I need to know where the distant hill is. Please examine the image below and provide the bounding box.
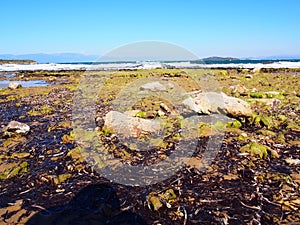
[0,53,98,63]
[201,56,240,61]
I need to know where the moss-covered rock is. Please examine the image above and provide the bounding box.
[253,115,274,129]
[286,122,300,132]
[0,161,28,180]
[257,129,276,137]
[276,133,286,144]
[250,92,267,98]
[226,120,242,129]
[240,142,269,159]
[53,173,72,185]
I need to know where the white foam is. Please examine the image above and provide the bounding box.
[1,61,300,72]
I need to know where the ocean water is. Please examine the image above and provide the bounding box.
[63,59,300,65]
[1,59,300,72]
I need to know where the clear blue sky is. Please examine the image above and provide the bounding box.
[1,0,300,58]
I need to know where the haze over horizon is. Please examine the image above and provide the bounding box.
[1,0,300,59]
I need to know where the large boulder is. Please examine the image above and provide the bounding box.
[104,111,162,137]
[182,92,252,118]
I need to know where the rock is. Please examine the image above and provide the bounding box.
[245,74,253,79]
[251,88,258,93]
[229,84,249,95]
[265,91,280,96]
[182,92,252,117]
[250,92,266,98]
[167,82,174,89]
[157,110,165,117]
[227,120,242,129]
[8,82,22,89]
[104,111,162,137]
[240,142,269,159]
[159,103,171,113]
[5,121,30,136]
[0,161,28,180]
[249,98,281,107]
[124,110,141,117]
[140,82,166,92]
[253,67,261,73]
[182,96,211,114]
[284,158,300,166]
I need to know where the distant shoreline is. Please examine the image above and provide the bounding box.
[0,59,37,65]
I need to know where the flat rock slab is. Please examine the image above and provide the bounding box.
[104,111,162,137]
[140,82,167,92]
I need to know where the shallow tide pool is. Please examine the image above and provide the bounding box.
[0,80,50,89]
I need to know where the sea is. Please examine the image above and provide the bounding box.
[1,59,300,72]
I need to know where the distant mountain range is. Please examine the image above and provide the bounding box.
[0,53,299,63]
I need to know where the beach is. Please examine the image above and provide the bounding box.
[0,68,299,224]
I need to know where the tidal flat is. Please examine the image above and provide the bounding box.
[0,68,299,224]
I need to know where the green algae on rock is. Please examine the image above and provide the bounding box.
[240,142,269,159]
[0,161,28,180]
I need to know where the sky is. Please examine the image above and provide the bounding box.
[1,0,300,58]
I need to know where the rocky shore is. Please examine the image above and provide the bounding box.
[0,59,37,65]
[0,69,299,224]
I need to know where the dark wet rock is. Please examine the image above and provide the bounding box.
[8,82,22,89]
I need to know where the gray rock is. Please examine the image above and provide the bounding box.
[5,121,30,135]
[253,67,261,73]
[222,94,252,117]
[159,103,171,113]
[182,96,210,114]
[182,92,252,117]
[229,84,248,95]
[124,110,141,117]
[8,82,22,89]
[104,111,162,137]
[140,82,166,92]
[265,91,280,96]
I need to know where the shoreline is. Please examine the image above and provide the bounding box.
[1,61,300,72]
